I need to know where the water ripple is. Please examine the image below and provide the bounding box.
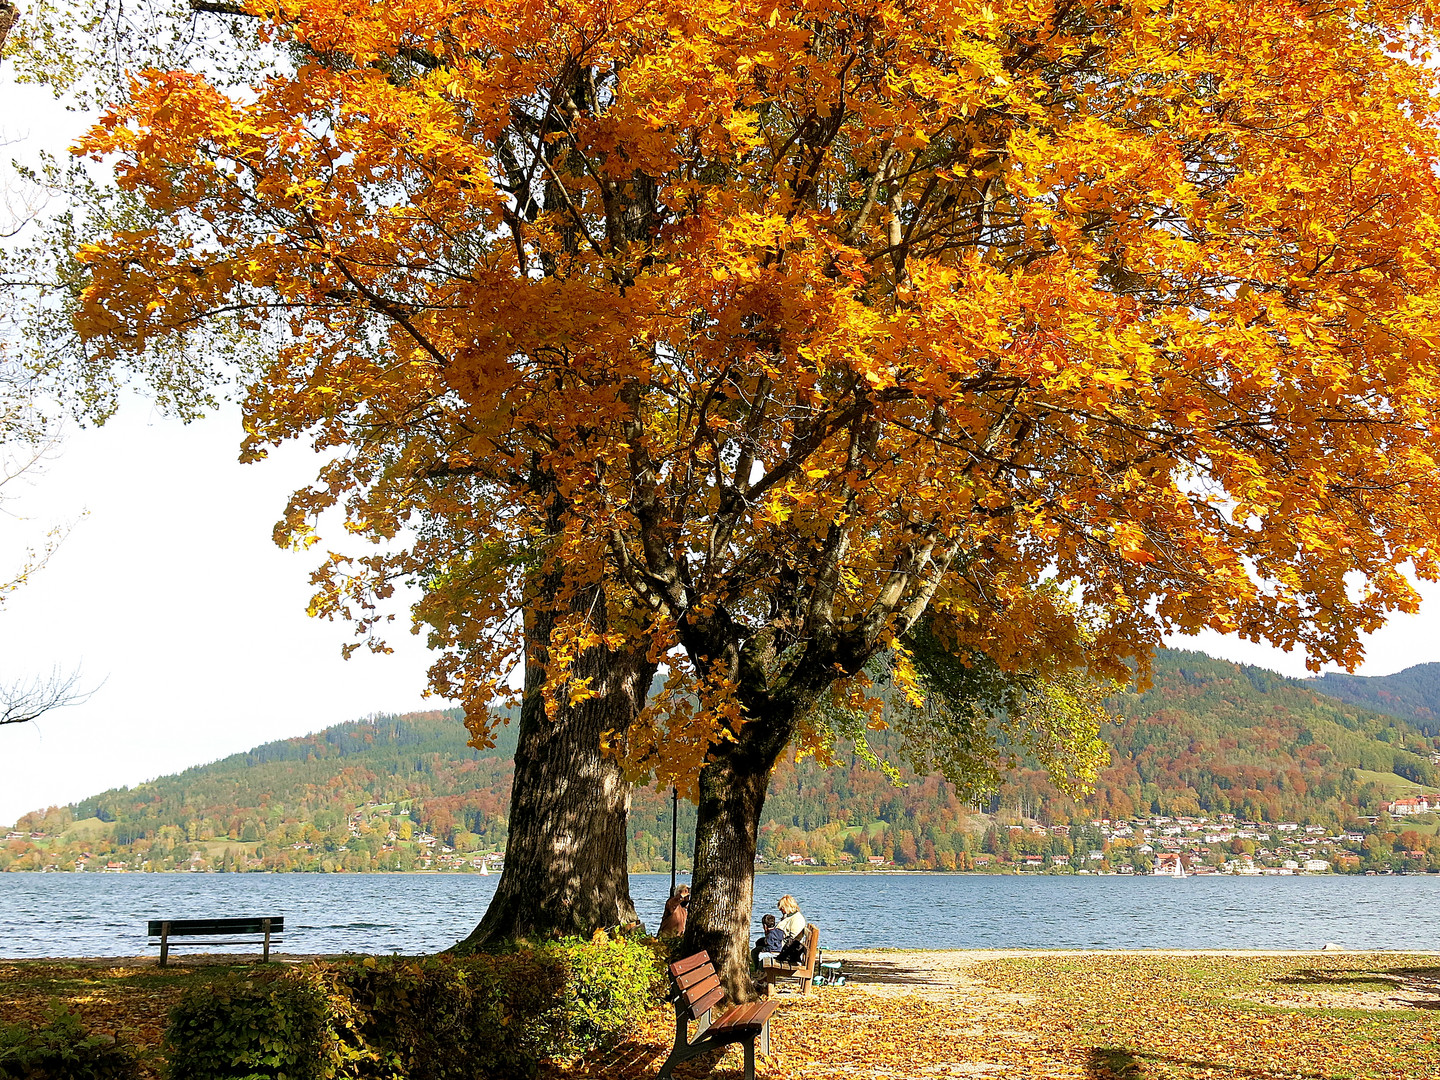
[1,873,1437,957]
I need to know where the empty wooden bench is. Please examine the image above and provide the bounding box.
[760,922,819,996]
[658,950,778,1080]
[147,917,283,966]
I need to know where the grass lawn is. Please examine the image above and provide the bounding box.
[1351,770,1432,799]
[4,951,1439,1078]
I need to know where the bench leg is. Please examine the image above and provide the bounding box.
[743,1037,756,1080]
[760,1018,770,1057]
[262,919,271,963]
[159,922,170,968]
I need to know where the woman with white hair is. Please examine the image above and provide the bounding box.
[774,894,807,965]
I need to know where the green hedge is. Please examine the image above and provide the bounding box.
[0,1003,141,1080]
[161,933,665,1080]
[335,951,562,1080]
[164,972,336,1080]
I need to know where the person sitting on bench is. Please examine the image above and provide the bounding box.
[774,894,808,965]
[752,913,785,968]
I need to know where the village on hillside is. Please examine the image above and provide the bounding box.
[9,798,1440,876]
[1,801,507,875]
[757,802,1440,876]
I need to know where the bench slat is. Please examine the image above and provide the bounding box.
[679,971,721,1009]
[674,962,717,991]
[688,983,726,1019]
[147,938,286,947]
[712,999,778,1032]
[147,918,283,936]
[669,951,711,978]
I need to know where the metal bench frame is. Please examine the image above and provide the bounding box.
[147,917,284,966]
[658,950,777,1080]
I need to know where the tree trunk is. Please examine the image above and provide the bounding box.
[459,594,656,948]
[683,717,793,1002]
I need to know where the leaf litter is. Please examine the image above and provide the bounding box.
[4,951,1440,1079]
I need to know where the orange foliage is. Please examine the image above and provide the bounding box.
[71,0,1440,783]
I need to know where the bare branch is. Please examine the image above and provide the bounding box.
[0,666,97,726]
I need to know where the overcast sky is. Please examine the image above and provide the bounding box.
[3,73,1438,828]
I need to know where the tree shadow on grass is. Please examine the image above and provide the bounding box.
[1270,969,1404,989]
[832,958,948,989]
[1380,965,1440,992]
[1269,965,1440,1008]
[546,1039,756,1080]
[1087,1047,1145,1079]
[1086,1045,1335,1080]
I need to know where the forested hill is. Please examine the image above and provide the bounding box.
[5,650,1440,873]
[1308,664,1440,733]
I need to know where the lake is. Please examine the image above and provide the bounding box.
[1,872,1437,959]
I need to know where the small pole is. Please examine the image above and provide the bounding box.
[670,786,679,897]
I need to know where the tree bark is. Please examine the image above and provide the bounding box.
[459,594,656,948]
[682,712,795,1002]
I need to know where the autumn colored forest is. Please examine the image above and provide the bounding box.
[7,651,1440,877]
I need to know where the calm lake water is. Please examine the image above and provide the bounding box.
[1,872,1437,959]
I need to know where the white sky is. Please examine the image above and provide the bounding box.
[2,67,1438,829]
[0,405,442,825]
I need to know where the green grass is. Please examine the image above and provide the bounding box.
[58,817,116,841]
[837,821,889,839]
[1353,769,1432,796]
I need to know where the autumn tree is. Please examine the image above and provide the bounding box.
[71,0,1440,993]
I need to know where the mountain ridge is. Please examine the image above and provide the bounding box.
[1307,663,1440,732]
[5,649,1440,875]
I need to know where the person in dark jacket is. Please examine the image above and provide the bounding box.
[751,913,785,968]
[658,884,690,938]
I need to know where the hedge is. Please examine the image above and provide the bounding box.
[164,971,336,1080]
[0,1003,141,1080]
[161,932,665,1080]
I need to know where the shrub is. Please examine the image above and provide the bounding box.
[156,936,665,1080]
[536,932,667,1056]
[334,951,564,1080]
[0,1002,141,1080]
[163,971,335,1080]
[333,932,665,1078]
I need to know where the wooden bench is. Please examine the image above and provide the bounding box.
[658,951,778,1080]
[760,922,819,996]
[147,917,283,966]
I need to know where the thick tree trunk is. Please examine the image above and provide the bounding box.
[459,596,656,948]
[683,718,793,1002]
